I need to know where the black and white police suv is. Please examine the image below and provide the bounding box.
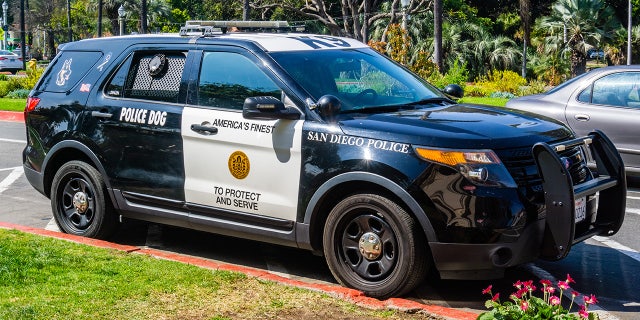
[23,21,626,299]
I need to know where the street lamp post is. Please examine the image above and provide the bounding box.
[118,5,125,36]
[628,0,632,65]
[2,0,7,51]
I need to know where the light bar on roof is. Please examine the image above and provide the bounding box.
[184,20,291,28]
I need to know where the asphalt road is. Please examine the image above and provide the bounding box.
[1,119,639,319]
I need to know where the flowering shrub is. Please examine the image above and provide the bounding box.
[478,274,599,320]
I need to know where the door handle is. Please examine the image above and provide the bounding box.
[190,124,218,135]
[573,114,590,121]
[91,111,113,118]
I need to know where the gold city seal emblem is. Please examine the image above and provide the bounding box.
[228,151,250,179]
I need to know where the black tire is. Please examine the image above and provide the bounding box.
[323,194,429,299]
[50,160,118,239]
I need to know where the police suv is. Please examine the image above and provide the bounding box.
[23,21,626,299]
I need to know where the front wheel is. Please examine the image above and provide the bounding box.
[323,194,429,299]
[50,160,118,239]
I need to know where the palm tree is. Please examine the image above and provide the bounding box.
[535,0,620,77]
[440,21,520,80]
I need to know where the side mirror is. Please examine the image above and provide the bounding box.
[442,84,464,99]
[243,96,301,120]
[316,95,341,122]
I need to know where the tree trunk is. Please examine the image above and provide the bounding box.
[434,0,443,71]
[571,49,587,77]
[519,0,530,78]
[141,0,148,33]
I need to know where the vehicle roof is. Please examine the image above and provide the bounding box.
[59,32,368,53]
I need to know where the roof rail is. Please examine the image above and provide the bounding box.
[179,20,305,36]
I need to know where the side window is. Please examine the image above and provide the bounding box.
[197,52,281,109]
[37,51,103,93]
[105,51,187,103]
[577,86,591,103]
[591,72,640,108]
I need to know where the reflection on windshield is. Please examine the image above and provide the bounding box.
[269,48,443,112]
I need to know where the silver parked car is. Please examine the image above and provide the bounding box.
[0,50,23,74]
[506,65,640,176]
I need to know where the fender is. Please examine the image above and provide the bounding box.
[303,171,437,242]
[42,140,119,207]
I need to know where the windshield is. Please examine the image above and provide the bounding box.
[269,48,443,112]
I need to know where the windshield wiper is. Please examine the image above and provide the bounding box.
[340,97,456,114]
[405,96,456,106]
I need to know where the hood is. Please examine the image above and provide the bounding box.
[338,103,572,150]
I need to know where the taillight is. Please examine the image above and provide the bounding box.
[25,97,40,113]
[0,57,6,60]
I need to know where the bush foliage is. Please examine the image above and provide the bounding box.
[0,59,44,99]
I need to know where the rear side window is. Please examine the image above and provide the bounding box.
[37,51,103,93]
[105,51,187,103]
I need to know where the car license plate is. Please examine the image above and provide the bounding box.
[9,59,15,62]
[575,197,586,223]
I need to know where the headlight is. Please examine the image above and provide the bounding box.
[414,147,517,188]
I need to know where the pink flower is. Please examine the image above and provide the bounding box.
[549,295,561,305]
[545,286,556,294]
[513,288,528,299]
[492,293,500,301]
[521,300,529,311]
[579,305,589,318]
[513,280,522,289]
[584,294,598,305]
[558,280,570,290]
[523,280,535,291]
[482,285,492,295]
[572,291,580,297]
[540,279,552,286]
[566,274,576,284]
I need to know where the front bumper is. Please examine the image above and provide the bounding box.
[533,130,626,260]
[429,130,626,279]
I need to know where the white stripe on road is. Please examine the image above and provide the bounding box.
[627,196,640,200]
[0,137,27,144]
[593,236,640,263]
[0,167,23,194]
[627,207,640,215]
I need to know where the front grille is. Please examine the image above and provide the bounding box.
[497,143,591,197]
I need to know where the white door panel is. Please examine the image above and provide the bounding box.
[182,107,303,221]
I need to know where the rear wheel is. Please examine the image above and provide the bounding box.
[50,161,118,239]
[323,194,428,299]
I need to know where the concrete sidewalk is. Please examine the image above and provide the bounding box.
[0,221,478,320]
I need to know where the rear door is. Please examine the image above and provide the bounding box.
[87,47,193,203]
[567,71,640,172]
[181,48,304,226]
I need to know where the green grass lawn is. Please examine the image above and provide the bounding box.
[0,229,435,320]
[0,98,26,112]
[459,96,510,107]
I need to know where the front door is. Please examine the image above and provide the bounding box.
[182,50,303,223]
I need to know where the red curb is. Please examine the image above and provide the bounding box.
[0,221,478,320]
[0,111,24,122]
[0,222,140,253]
